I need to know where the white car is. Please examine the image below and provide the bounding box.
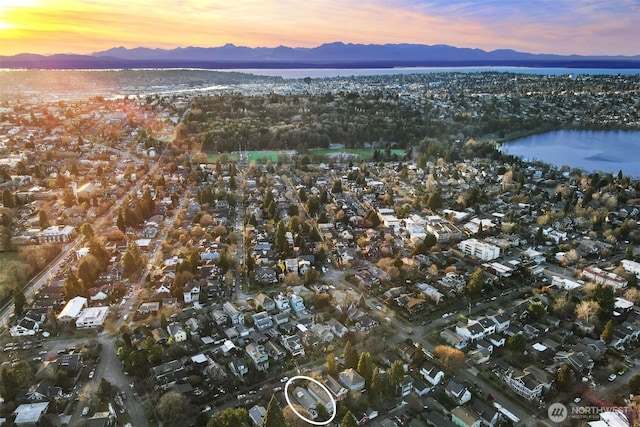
[608,374,617,382]
[280,376,289,383]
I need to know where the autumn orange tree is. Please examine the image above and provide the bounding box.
[433,345,466,370]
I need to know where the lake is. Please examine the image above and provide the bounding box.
[500,130,640,177]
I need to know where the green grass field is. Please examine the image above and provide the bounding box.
[308,148,405,161]
[203,148,405,163]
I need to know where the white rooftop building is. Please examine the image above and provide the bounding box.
[76,306,109,328]
[57,296,87,323]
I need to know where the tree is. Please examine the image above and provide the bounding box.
[341,411,358,427]
[507,333,526,355]
[575,300,600,324]
[79,222,94,240]
[38,210,49,229]
[116,210,126,233]
[122,238,145,277]
[2,189,15,208]
[413,343,425,366]
[465,268,485,297]
[433,345,466,370]
[357,352,374,387]
[426,190,442,209]
[555,364,573,392]
[207,407,248,427]
[262,395,286,427]
[369,367,382,401]
[156,390,187,420]
[601,319,614,344]
[590,284,614,322]
[63,268,83,299]
[528,301,547,322]
[388,360,405,393]
[12,283,26,317]
[344,341,359,370]
[326,352,338,377]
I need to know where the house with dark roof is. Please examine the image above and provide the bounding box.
[444,380,471,405]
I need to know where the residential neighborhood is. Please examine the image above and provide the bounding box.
[0,70,639,427]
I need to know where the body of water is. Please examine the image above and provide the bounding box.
[219,66,640,79]
[500,130,640,177]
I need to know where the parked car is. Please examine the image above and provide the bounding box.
[608,374,617,382]
[82,407,89,416]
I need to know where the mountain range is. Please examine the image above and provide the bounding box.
[2,42,639,69]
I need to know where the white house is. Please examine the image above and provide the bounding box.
[75,306,109,328]
[420,361,445,386]
[622,259,640,278]
[57,296,87,323]
[10,317,40,337]
[223,301,244,325]
[167,322,187,342]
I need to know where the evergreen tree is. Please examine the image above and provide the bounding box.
[12,283,26,317]
[262,395,286,427]
[388,360,404,394]
[2,189,15,208]
[465,267,485,297]
[601,319,614,344]
[38,209,49,229]
[116,210,126,233]
[344,341,359,370]
[122,238,145,277]
[63,268,83,299]
[357,352,374,387]
[326,352,338,377]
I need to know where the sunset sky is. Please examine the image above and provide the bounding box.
[0,0,638,57]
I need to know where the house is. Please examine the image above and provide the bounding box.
[327,318,348,338]
[308,381,335,414]
[325,375,349,401]
[211,309,228,326]
[413,378,431,396]
[553,351,594,373]
[150,360,188,391]
[310,323,335,342]
[502,369,545,401]
[255,293,275,311]
[251,311,273,331]
[151,328,169,345]
[355,409,379,426]
[398,375,414,397]
[12,402,50,427]
[456,321,486,342]
[138,301,160,315]
[440,329,468,349]
[183,282,200,304]
[444,380,472,405]
[289,294,306,313]
[228,358,249,379]
[420,361,445,386]
[274,294,290,311]
[246,343,269,371]
[470,399,500,427]
[167,322,187,342]
[292,387,318,420]
[427,411,456,427]
[281,334,305,357]
[223,301,244,325]
[339,368,366,392]
[10,317,40,337]
[582,266,628,288]
[58,354,83,374]
[264,341,286,361]
[248,405,267,426]
[256,267,278,285]
[451,406,481,427]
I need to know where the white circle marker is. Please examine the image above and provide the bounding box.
[284,375,337,426]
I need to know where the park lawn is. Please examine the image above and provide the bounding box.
[308,148,405,161]
[205,153,240,163]
[0,252,24,303]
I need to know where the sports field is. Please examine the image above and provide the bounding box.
[204,148,405,163]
